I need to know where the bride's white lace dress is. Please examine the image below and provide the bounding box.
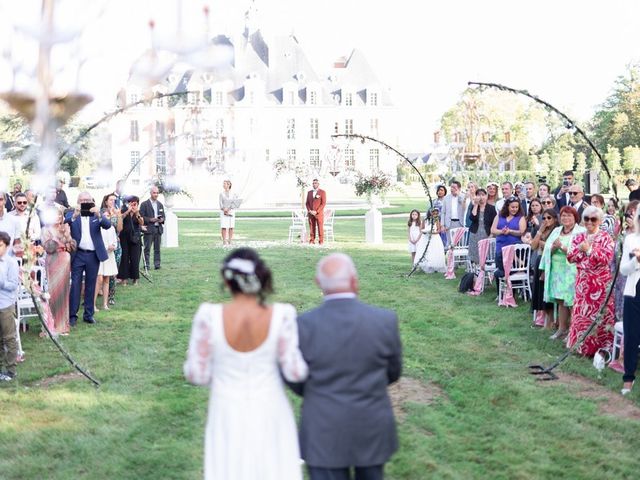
[184,302,308,480]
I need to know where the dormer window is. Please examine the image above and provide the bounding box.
[188,91,200,105]
[344,93,353,106]
[369,92,378,106]
[129,92,139,104]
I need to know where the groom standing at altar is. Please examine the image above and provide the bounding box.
[306,178,326,245]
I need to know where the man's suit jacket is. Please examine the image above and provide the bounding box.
[289,297,402,468]
[441,193,466,229]
[140,199,165,234]
[306,189,326,218]
[64,212,112,262]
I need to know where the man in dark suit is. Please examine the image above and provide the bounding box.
[306,178,326,245]
[289,253,402,480]
[521,181,538,216]
[140,186,165,270]
[566,184,589,219]
[64,191,112,325]
[554,170,575,210]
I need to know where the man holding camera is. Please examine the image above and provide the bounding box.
[554,170,575,209]
[140,186,165,270]
[64,192,112,325]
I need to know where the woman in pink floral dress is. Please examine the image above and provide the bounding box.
[42,210,76,334]
[566,206,615,356]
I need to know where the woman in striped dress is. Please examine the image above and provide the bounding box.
[42,210,76,335]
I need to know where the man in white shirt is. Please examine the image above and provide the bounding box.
[9,192,41,243]
[495,181,514,212]
[441,180,466,236]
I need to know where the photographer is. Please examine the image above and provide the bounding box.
[64,192,112,325]
[140,186,165,270]
[554,170,575,210]
[117,196,145,286]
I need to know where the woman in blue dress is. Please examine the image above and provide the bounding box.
[490,196,526,279]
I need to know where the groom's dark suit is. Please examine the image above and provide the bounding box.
[65,211,111,324]
[290,295,402,480]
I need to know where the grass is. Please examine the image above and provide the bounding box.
[0,214,637,479]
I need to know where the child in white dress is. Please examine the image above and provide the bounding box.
[407,209,423,263]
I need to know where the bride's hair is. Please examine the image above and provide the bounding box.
[221,248,273,303]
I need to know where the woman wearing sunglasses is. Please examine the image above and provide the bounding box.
[565,206,615,356]
[539,206,585,340]
[530,209,559,328]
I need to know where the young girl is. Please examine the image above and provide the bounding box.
[408,209,423,263]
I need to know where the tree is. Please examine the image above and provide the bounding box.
[0,112,93,175]
[575,152,587,181]
[622,145,640,173]
[591,62,640,155]
[604,145,622,176]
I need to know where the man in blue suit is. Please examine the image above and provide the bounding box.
[64,191,112,325]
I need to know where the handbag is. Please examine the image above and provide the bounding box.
[129,216,140,244]
[458,272,476,293]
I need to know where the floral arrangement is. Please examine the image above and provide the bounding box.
[148,175,192,199]
[354,171,392,201]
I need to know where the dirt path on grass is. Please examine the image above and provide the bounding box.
[388,377,445,422]
[36,372,84,388]
[541,372,640,420]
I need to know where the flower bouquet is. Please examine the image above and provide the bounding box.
[354,171,392,205]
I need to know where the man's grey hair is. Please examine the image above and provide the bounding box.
[316,253,358,292]
[582,205,603,222]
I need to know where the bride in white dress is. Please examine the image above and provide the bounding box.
[184,248,308,480]
[414,207,446,273]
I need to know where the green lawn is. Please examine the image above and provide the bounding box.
[0,215,637,479]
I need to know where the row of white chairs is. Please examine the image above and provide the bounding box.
[448,227,532,301]
[288,209,335,243]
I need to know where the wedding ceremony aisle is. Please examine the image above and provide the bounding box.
[1,214,637,479]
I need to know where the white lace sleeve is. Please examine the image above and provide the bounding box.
[183,304,215,386]
[277,304,309,383]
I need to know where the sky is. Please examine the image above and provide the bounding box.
[1,0,639,150]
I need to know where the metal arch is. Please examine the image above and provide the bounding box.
[467,81,623,381]
[331,133,435,277]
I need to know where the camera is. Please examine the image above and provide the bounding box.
[562,180,569,187]
[80,202,95,216]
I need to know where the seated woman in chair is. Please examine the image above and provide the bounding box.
[490,197,526,279]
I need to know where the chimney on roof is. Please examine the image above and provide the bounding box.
[333,56,347,68]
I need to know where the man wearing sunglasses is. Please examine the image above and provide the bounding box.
[9,192,41,243]
[566,185,589,219]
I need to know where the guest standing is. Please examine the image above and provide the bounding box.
[440,180,466,240]
[620,211,640,395]
[525,198,543,237]
[468,188,496,266]
[65,192,112,325]
[184,248,308,479]
[42,210,76,335]
[117,196,144,286]
[407,209,423,264]
[140,186,165,269]
[94,222,118,312]
[0,231,21,382]
[566,206,615,356]
[530,209,559,329]
[306,178,326,245]
[101,193,123,306]
[219,180,240,246]
[539,206,585,340]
